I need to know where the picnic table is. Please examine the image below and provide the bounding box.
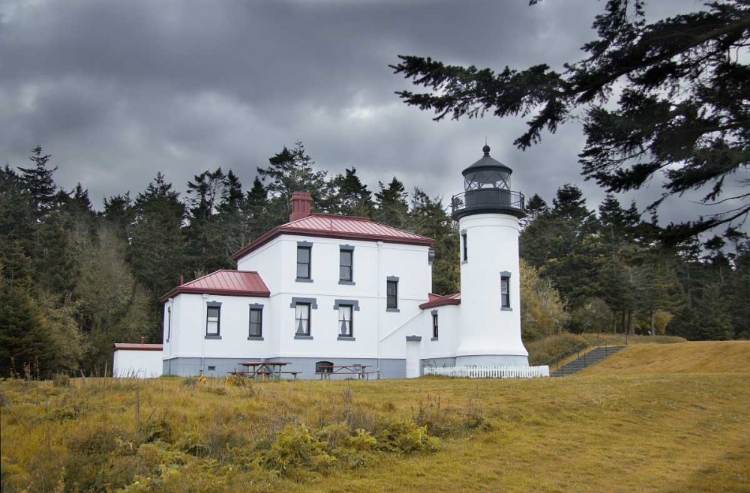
[316,364,374,380]
[232,361,301,380]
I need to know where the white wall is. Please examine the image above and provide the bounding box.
[172,234,432,370]
[166,293,272,361]
[113,350,163,378]
[456,213,528,363]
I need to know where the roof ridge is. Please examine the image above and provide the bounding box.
[308,213,372,222]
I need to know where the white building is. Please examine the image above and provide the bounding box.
[112,342,164,378]
[134,145,533,379]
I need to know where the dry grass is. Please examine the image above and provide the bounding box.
[582,341,750,375]
[526,333,685,366]
[1,342,749,492]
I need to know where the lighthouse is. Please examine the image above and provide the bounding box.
[451,145,529,367]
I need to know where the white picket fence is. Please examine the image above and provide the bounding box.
[424,365,550,379]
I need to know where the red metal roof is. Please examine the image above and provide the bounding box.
[160,270,270,302]
[113,343,163,352]
[420,292,461,309]
[232,214,435,260]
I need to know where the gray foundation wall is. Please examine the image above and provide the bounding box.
[163,357,407,379]
[421,357,457,375]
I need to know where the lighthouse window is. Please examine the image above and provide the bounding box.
[432,311,439,339]
[462,232,468,261]
[386,279,399,310]
[501,275,510,309]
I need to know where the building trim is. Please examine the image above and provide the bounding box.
[333,299,360,311]
[290,297,318,309]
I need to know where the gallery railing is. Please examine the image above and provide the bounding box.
[451,189,525,217]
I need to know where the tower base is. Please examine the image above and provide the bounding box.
[455,355,529,367]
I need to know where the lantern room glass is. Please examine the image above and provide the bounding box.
[464,169,512,191]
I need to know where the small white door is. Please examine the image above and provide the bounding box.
[406,339,421,378]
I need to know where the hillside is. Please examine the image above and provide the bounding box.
[2,366,749,492]
[580,341,750,375]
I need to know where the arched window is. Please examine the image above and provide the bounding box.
[316,361,333,374]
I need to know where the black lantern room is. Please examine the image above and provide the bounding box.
[463,144,513,191]
[451,145,525,220]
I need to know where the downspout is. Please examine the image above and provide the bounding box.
[201,293,209,375]
[377,241,382,379]
[168,299,174,374]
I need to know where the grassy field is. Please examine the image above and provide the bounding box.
[582,341,750,375]
[1,341,749,492]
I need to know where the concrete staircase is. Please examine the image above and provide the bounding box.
[551,345,625,377]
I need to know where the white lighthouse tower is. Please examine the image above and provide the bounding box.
[452,145,529,367]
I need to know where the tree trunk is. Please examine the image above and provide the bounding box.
[627,309,634,335]
[650,310,655,336]
[621,310,626,335]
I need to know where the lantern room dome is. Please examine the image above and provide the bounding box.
[451,144,525,220]
[462,145,513,191]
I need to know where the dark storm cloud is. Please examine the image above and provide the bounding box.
[0,0,716,228]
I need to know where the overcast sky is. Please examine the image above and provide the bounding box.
[2,0,727,227]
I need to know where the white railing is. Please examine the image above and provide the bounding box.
[424,365,550,379]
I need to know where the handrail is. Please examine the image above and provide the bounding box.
[542,333,627,374]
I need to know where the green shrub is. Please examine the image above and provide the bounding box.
[376,418,439,454]
[261,424,337,476]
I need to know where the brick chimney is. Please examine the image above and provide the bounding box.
[290,192,313,222]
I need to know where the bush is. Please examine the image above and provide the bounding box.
[375,418,439,454]
[53,373,71,388]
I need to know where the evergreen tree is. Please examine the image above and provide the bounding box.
[409,188,459,294]
[521,184,602,310]
[130,172,187,306]
[185,168,232,274]
[375,177,409,229]
[244,177,271,239]
[103,192,135,240]
[331,167,375,218]
[257,142,330,225]
[392,0,750,242]
[520,193,548,228]
[19,146,58,220]
[0,165,34,246]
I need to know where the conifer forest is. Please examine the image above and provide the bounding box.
[1,141,748,378]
